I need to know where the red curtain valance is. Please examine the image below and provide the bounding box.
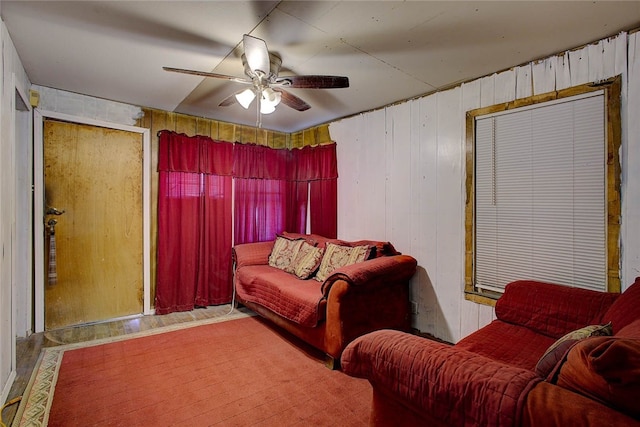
[158,130,338,181]
[157,130,234,175]
[232,143,292,180]
[233,142,338,181]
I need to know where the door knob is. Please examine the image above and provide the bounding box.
[46,207,65,215]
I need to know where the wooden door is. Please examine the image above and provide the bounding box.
[44,119,143,329]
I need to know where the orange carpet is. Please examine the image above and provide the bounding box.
[23,316,371,426]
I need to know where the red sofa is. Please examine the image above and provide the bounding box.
[232,233,417,367]
[342,278,640,426]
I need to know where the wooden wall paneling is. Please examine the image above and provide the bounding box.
[315,125,332,145]
[384,102,413,253]
[175,114,196,135]
[434,88,464,343]
[136,108,152,130]
[413,95,440,334]
[532,57,557,95]
[238,125,257,144]
[289,132,302,148]
[494,70,516,105]
[333,110,388,241]
[255,129,270,147]
[333,116,362,238]
[589,40,607,83]
[271,131,288,149]
[623,32,640,289]
[218,122,236,142]
[568,46,590,86]
[360,110,387,239]
[515,64,533,100]
[459,78,482,338]
[209,119,220,140]
[300,128,312,148]
[195,117,212,139]
[555,53,572,91]
[151,109,174,133]
[479,74,496,107]
[614,32,628,76]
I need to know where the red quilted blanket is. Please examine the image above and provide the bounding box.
[235,265,326,327]
[342,330,541,427]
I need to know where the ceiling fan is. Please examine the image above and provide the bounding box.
[164,34,349,126]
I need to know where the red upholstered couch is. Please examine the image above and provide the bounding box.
[232,233,417,367]
[342,278,640,426]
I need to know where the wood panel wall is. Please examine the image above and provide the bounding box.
[135,108,333,304]
[330,31,639,343]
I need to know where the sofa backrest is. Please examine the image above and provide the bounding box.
[495,280,619,339]
[601,277,640,333]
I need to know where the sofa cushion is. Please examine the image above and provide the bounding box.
[456,320,556,371]
[235,265,325,327]
[618,319,640,339]
[601,277,640,333]
[535,322,612,379]
[268,235,304,272]
[495,280,618,339]
[291,241,324,279]
[557,336,640,419]
[314,243,371,282]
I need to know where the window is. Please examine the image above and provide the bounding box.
[465,77,621,303]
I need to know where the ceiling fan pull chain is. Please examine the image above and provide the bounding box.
[256,94,262,128]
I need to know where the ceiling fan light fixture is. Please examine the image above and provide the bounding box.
[235,88,256,109]
[260,88,281,115]
[260,99,277,114]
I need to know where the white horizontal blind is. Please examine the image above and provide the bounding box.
[475,92,606,292]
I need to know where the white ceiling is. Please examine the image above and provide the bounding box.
[2,1,639,133]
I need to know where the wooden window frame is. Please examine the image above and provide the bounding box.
[464,76,622,306]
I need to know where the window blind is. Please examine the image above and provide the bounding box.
[474,92,606,292]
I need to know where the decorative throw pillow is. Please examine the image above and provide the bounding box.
[268,236,304,271]
[556,336,640,419]
[291,241,324,279]
[314,242,370,282]
[535,322,613,379]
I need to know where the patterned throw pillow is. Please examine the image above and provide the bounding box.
[535,322,613,379]
[268,236,304,271]
[291,241,324,279]
[314,242,370,282]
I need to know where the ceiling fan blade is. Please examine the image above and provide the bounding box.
[163,66,251,84]
[274,89,311,111]
[274,75,349,89]
[243,34,270,75]
[218,92,239,107]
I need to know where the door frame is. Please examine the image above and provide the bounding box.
[33,110,152,332]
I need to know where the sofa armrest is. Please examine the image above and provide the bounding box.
[342,330,540,427]
[523,382,640,427]
[496,280,619,339]
[233,241,274,269]
[320,255,416,359]
[321,254,417,296]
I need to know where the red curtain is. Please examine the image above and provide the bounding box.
[296,144,338,238]
[155,131,233,315]
[310,178,337,238]
[232,143,336,244]
[156,134,338,313]
[234,178,287,244]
